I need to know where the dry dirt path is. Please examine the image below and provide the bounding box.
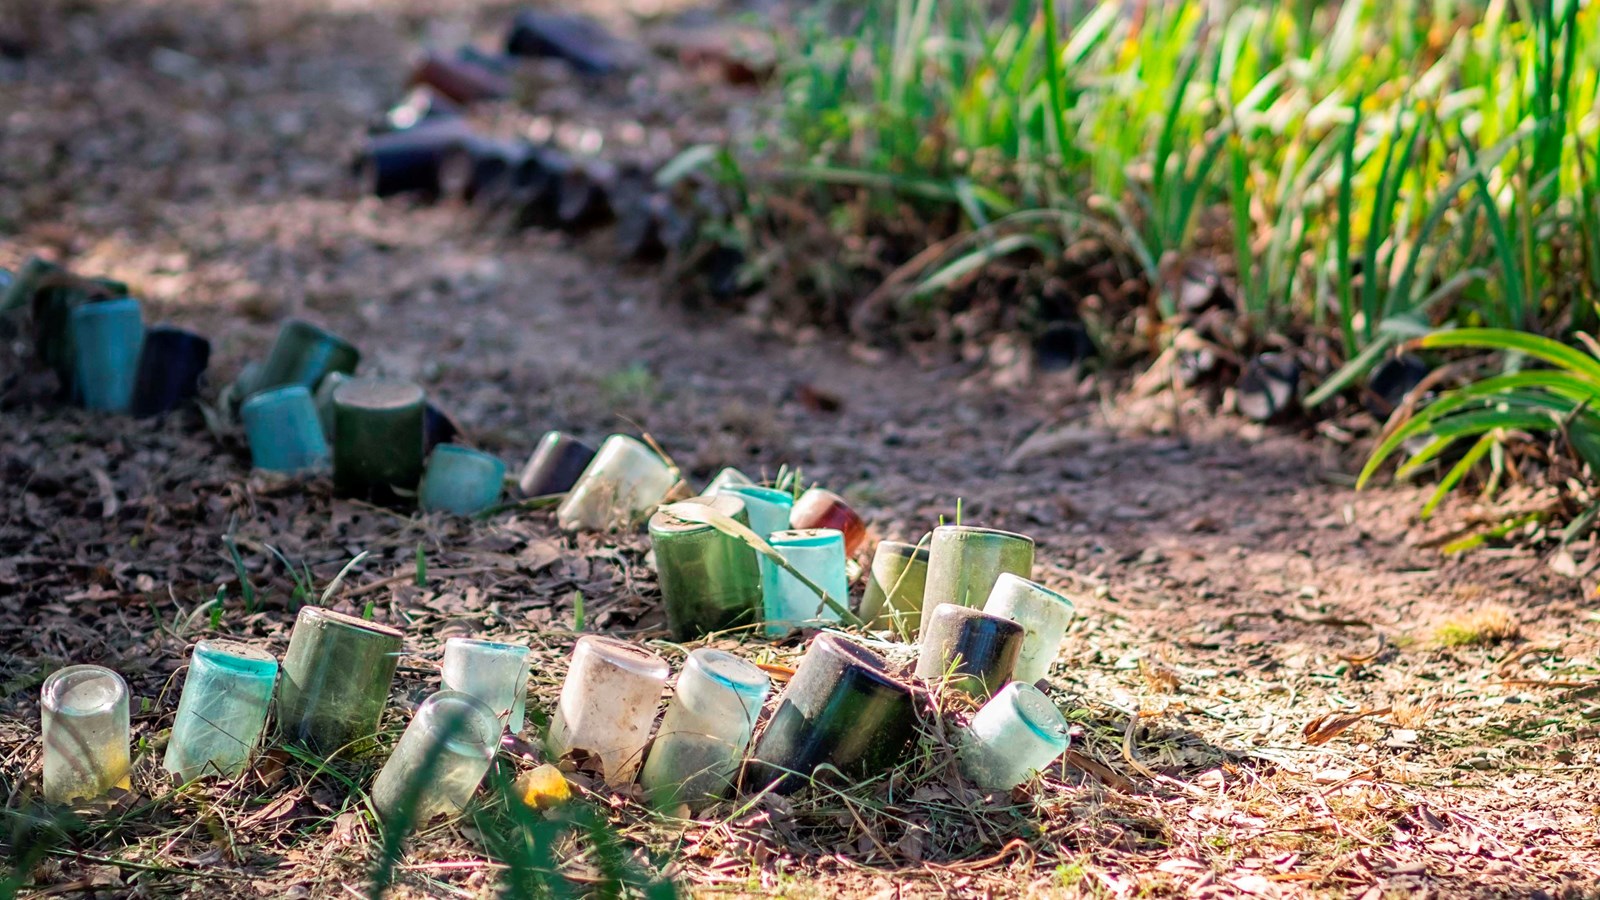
[2,1,1597,897]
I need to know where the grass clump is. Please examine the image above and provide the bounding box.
[1434,606,1522,647]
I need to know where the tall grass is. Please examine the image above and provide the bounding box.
[758,0,1600,506]
[767,0,1599,348]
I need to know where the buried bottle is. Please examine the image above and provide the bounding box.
[649,495,762,640]
[70,298,144,413]
[517,430,595,497]
[858,540,929,638]
[639,648,771,809]
[982,574,1075,685]
[720,484,793,541]
[746,634,917,794]
[252,319,361,397]
[959,682,1070,791]
[760,528,849,637]
[547,635,669,784]
[41,665,131,803]
[555,434,677,532]
[918,525,1034,636]
[164,640,278,782]
[332,377,427,504]
[915,604,1024,698]
[371,691,501,823]
[131,325,211,417]
[419,444,505,516]
[788,487,867,556]
[701,466,753,496]
[277,607,403,755]
[241,386,331,474]
[441,638,531,733]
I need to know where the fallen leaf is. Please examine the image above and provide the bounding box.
[1303,706,1391,746]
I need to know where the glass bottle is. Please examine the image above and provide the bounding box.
[556,435,677,532]
[419,444,506,516]
[41,665,131,803]
[241,386,331,474]
[517,431,595,497]
[253,318,361,396]
[371,691,501,823]
[441,638,531,733]
[959,682,1070,791]
[918,525,1034,636]
[164,640,278,782]
[746,634,917,794]
[649,495,762,640]
[982,573,1076,685]
[788,488,867,556]
[131,325,210,417]
[701,467,753,496]
[69,297,144,413]
[858,540,929,639]
[915,604,1025,698]
[720,484,793,541]
[760,528,849,637]
[277,607,403,755]
[639,648,771,809]
[547,635,669,784]
[331,377,427,504]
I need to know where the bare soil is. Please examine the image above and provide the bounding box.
[2,1,1598,898]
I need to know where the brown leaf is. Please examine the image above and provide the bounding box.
[1303,706,1392,746]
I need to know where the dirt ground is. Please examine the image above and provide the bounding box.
[3,1,1599,897]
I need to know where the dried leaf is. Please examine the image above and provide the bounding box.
[1303,706,1391,746]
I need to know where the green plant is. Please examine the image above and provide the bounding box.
[1360,328,1600,516]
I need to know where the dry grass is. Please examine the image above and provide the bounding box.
[1434,606,1522,648]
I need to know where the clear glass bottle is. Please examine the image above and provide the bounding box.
[746,634,917,794]
[649,495,762,640]
[241,385,331,474]
[371,690,501,823]
[918,525,1034,636]
[701,467,753,496]
[915,604,1025,698]
[547,636,670,785]
[164,640,278,782]
[720,484,794,541]
[982,573,1076,685]
[441,638,531,733]
[277,607,403,756]
[959,682,1070,790]
[760,528,849,637]
[419,444,506,516]
[639,649,770,809]
[556,435,677,532]
[858,540,929,638]
[41,665,131,803]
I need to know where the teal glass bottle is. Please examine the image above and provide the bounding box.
[419,444,506,516]
[441,638,531,733]
[760,528,849,637]
[241,386,331,474]
[639,648,770,809]
[69,298,144,413]
[163,640,278,781]
[721,485,793,541]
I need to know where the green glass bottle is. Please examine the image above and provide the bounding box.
[278,607,403,756]
[648,495,762,639]
[331,378,427,504]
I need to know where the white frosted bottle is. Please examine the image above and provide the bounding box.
[547,636,670,784]
[982,573,1076,684]
[959,682,1070,790]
